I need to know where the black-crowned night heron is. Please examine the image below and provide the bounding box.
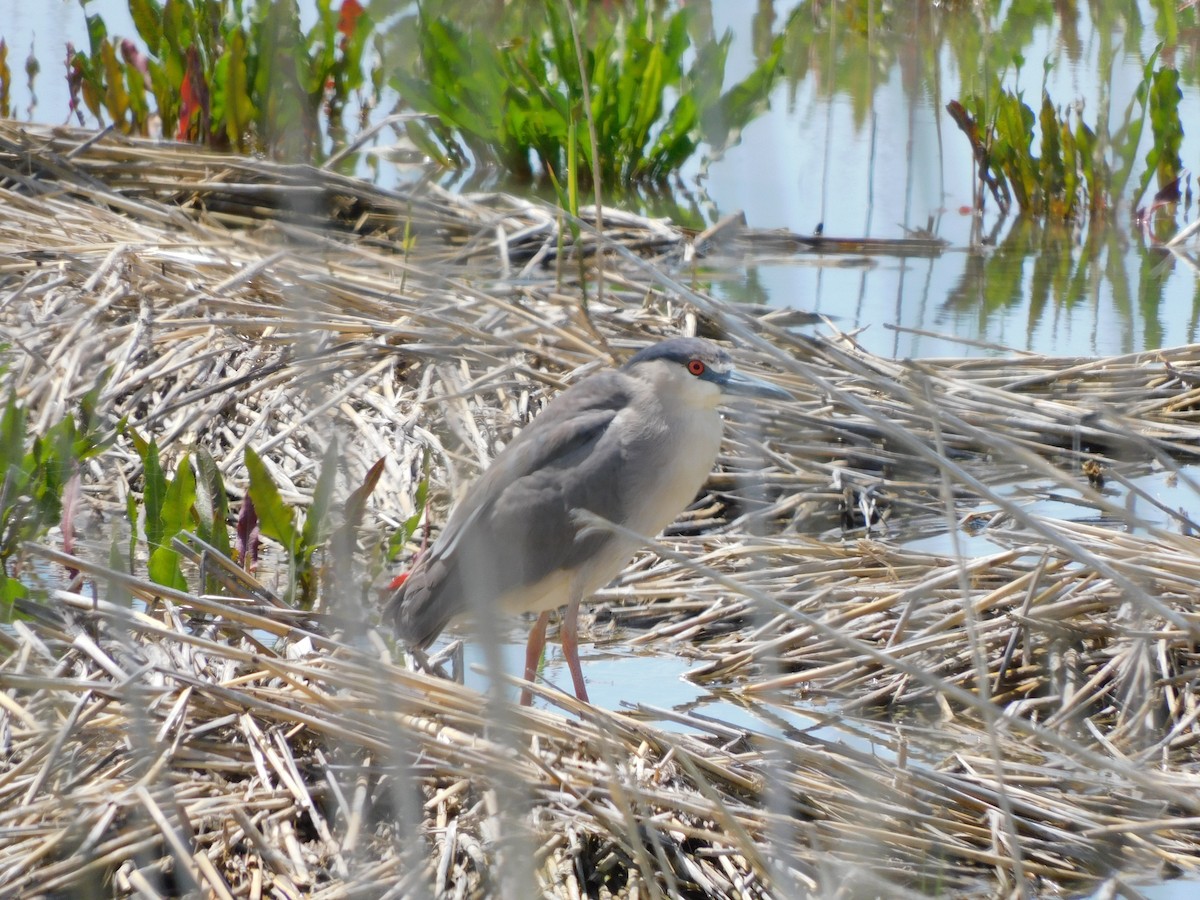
[386,336,789,704]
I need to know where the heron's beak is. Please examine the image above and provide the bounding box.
[719,368,791,401]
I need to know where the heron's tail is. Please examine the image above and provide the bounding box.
[384,557,457,649]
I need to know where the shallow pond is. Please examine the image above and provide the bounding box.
[10,2,1200,361]
[699,2,1200,359]
[11,0,1200,680]
[5,4,1200,893]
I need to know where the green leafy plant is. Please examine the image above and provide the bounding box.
[1111,46,1167,205]
[0,385,108,616]
[245,444,315,607]
[948,48,1184,221]
[128,431,198,591]
[393,1,785,188]
[1138,62,1183,202]
[386,449,429,563]
[115,433,384,609]
[115,431,387,608]
[67,0,379,162]
[948,84,1109,220]
[192,448,232,563]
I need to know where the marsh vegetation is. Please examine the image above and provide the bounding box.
[2,2,1200,897]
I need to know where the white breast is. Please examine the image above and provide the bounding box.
[623,403,722,539]
[499,363,725,615]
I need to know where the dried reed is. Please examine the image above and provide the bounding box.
[1,122,1199,897]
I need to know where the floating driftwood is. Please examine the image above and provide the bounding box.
[1,121,1199,897]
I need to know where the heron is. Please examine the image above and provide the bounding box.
[386,336,790,704]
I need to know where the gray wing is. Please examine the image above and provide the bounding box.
[387,370,637,646]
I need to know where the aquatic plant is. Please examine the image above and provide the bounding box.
[0,384,108,616]
[0,399,382,615]
[1139,60,1183,201]
[392,1,785,188]
[63,0,379,161]
[948,51,1184,220]
[126,438,384,608]
[947,88,1107,220]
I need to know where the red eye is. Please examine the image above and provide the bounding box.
[687,359,706,376]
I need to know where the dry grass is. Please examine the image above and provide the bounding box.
[1,121,1199,897]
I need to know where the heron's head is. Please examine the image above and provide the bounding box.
[623,337,791,409]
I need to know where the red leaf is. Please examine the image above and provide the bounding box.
[61,471,81,581]
[236,494,261,571]
[66,43,85,123]
[119,38,151,90]
[176,46,209,142]
[337,0,364,38]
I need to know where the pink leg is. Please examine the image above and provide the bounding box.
[560,597,590,703]
[520,611,551,707]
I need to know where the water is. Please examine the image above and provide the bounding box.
[453,628,909,764]
[1126,882,1200,900]
[7,3,1198,363]
[4,5,1198,888]
[9,0,1198,694]
[696,3,1200,359]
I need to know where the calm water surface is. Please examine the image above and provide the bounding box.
[8,2,1200,360]
[697,2,1200,359]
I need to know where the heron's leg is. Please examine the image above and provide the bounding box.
[560,596,590,703]
[520,611,551,707]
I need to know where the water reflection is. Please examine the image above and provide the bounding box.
[7,0,1198,360]
[378,0,1200,359]
[690,1,1200,358]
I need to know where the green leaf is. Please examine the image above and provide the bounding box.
[244,446,296,553]
[193,448,231,558]
[99,40,129,126]
[387,450,429,559]
[1038,93,1063,215]
[138,438,168,551]
[301,439,338,559]
[85,12,109,56]
[1145,64,1183,195]
[161,453,196,544]
[1074,118,1103,213]
[221,27,256,149]
[1111,44,1160,201]
[402,118,455,168]
[125,63,150,131]
[126,490,138,572]
[0,395,27,486]
[148,544,188,591]
[126,425,148,460]
[0,569,27,622]
[129,0,164,55]
[1059,115,1078,218]
[161,0,194,63]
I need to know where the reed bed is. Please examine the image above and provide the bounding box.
[1,121,1199,897]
